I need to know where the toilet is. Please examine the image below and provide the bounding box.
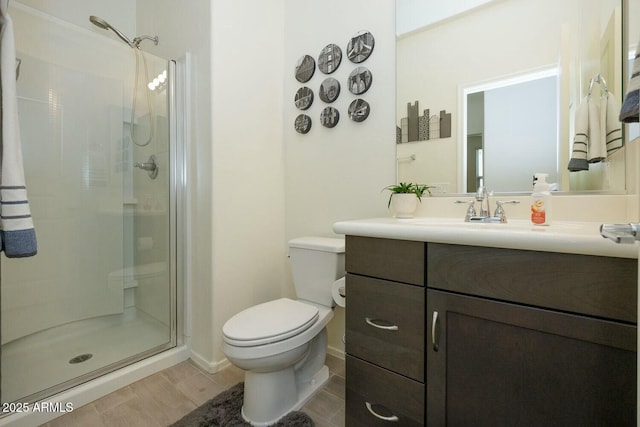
[222,236,345,426]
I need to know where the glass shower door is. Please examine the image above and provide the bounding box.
[1,3,176,404]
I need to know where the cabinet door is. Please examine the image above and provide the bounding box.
[427,289,636,426]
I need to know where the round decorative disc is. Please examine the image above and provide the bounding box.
[319,78,340,103]
[347,31,375,63]
[295,55,315,83]
[294,114,312,134]
[318,44,342,74]
[295,86,314,110]
[348,98,370,122]
[348,66,373,95]
[320,107,340,128]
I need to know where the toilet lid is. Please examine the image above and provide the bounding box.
[223,298,319,347]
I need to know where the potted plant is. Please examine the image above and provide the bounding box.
[383,182,433,218]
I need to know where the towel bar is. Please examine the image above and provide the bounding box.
[588,73,608,97]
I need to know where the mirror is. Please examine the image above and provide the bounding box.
[396,0,637,195]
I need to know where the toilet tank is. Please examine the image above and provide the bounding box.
[288,237,345,307]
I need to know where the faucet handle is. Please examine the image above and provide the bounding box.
[494,200,520,223]
[455,200,476,222]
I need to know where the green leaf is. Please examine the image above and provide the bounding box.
[382,182,435,208]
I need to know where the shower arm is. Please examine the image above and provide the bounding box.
[133,35,159,48]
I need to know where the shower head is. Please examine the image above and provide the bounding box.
[89,16,134,48]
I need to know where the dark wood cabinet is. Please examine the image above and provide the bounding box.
[344,237,637,426]
[345,236,426,426]
[427,289,636,426]
[346,355,424,427]
[427,243,637,426]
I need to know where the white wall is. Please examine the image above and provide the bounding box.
[207,0,288,366]
[284,0,396,355]
[396,0,493,36]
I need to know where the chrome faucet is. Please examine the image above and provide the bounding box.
[457,187,519,223]
[475,185,490,218]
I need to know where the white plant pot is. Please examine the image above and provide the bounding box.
[390,193,420,218]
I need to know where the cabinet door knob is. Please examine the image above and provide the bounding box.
[365,402,400,422]
[431,311,439,351]
[365,317,399,331]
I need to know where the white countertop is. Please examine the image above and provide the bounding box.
[333,217,638,259]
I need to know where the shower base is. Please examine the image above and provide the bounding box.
[1,307,170,403]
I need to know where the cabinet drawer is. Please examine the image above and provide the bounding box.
[345,273,425,381]
[346,236,425,285]
[346,355,424,427]
[427,243,637,323]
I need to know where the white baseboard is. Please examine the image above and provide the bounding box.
[189,349,231,374]
[327,345,345,360]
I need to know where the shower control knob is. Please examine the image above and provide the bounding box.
[134,155,158,179]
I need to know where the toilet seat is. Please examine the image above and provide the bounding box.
[223,298,319,347]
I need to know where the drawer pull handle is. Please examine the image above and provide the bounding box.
[432,311,439,351]
[365,317,398,331]
[365,402,399,422]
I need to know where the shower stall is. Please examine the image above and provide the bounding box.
[1,3,182,406]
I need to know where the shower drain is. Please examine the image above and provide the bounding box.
[69,353,93,364]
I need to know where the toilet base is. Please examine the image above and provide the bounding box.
[241,365,329,426]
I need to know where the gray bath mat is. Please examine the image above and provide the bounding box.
[170,383,315,427]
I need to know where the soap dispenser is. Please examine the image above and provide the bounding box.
[530,173,552,225]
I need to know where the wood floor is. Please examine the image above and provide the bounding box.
[42,354,345,427]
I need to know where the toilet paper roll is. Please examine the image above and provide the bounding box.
[332,277,346,307]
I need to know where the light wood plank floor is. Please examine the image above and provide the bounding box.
[42,354,345,427]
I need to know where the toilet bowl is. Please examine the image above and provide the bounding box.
[222,237,345,426]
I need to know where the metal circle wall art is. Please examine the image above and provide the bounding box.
[295,55,315,83]
[318,43,342,74]
[294,87,314,110]
[320,107,340,128]
[294,114,312,134]
[348,66,373,95]
[347,31,375,63]
[348,99,370,122]
[319,78,340,103]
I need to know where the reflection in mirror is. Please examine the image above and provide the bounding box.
[464,68,559,193]
[396,0,630,195]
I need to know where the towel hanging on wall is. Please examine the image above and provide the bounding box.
[568,75,622,172]
[0,1,37,257]
[620,36,640,123]
[568,98,590,171]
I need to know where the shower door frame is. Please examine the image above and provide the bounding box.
[1,57,184,407]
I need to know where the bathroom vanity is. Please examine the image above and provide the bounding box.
[337,219,637,426]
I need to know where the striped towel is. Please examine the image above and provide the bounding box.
[568,98,589,171]
[568,93,622,172]
[0,3,37,257]
[620,38,639,123]
[602,92,623,157]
